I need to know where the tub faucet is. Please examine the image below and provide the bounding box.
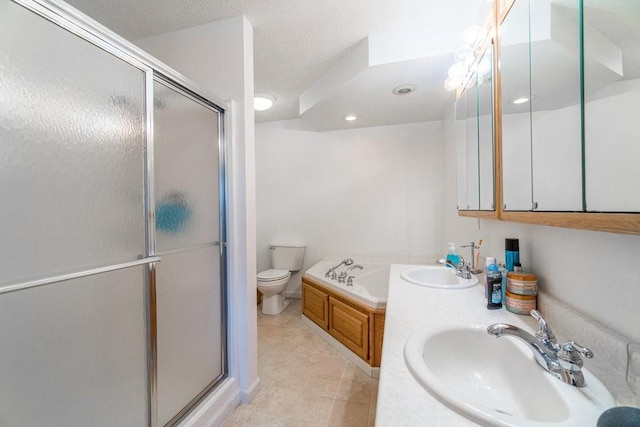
[325,258,354,279]
[437,256,473,279]
[487,310,593,387]
[338,264,363,284]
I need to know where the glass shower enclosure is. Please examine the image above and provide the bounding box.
[0,0,228,425]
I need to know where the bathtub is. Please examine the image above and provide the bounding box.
[303,260,390,309]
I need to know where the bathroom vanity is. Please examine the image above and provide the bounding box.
[376,264,634,426]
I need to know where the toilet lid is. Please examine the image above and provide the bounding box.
[257,269,290,281]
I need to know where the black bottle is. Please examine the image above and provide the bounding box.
[486,263,503,310]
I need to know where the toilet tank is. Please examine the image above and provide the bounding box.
[270,245,306,271]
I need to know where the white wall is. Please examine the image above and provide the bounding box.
[256,120,444,297]
[135,16,260,408]
[442,99,640,343]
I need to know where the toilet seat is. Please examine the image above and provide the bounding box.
[257,269,290,282]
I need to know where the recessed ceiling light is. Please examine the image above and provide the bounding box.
[511,97,530,105]
[392,84,417,95]
[254,93,276,111]
[343,114,358,121]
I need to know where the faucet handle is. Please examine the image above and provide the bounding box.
[558,341,593,371]
[530,310,557,344]
[562,341,593,358]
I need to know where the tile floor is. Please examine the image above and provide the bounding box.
[222,299,378,427]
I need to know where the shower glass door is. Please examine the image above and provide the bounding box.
[0,0,148,424]
[152,79,226,425]
[0,0,228,425]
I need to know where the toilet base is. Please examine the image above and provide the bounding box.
[261,293,289,315]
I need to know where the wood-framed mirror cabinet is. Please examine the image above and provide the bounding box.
[456,0,640,235]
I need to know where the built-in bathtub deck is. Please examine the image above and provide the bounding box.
[301,260,390,377]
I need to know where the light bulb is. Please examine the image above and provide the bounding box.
[448,63,467,79]
[463,25,483,46]
[454,46,474,66]
[444,77,461,91]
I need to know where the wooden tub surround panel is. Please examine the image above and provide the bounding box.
[302,281,329,328]
[301,276,385,367]
[329,297,369,360]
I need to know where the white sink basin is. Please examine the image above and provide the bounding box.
[404,323,615,426]
[400,265,478,289]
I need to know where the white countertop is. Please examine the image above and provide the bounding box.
[375,264,629,426]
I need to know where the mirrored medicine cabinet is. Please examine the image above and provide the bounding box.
[456,0,640,235]
[456,46,495,213]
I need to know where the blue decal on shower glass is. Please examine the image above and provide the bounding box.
[155,192,192,233]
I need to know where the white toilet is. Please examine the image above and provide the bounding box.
[257,244,306,315]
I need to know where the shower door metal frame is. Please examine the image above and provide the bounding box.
[151,74,229,426]
[5,1,230,426]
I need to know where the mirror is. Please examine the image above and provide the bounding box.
[465,75,480,210]
[501,0,582,211]
[455,47,495,211]
[583,0,640,212]
[477,46,495,211]
[455,87,470,210]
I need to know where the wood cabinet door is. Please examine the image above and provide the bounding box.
[328,296,369,361]
[302,282,329,329]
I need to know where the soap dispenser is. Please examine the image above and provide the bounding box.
[446,242,460,265]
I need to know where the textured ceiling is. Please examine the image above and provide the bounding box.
[65,0,490,128]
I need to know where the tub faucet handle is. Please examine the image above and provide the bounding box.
[326,258,354,278]
[338,265,362,283]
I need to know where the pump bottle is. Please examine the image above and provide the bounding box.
[446,242,460,265]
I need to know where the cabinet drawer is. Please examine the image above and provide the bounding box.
[328,296,369,360]
[302,282,329,329]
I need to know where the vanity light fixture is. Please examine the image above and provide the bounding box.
[254,92,276,111]
[444,15,493,92]
[343,114,358,121]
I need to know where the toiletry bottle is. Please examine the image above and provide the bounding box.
[498,261,508,306]
[486,260,502,310]
[514,262,522,272]
[446,242,460,266]
[484,256,496,298]
[505,238,520,271]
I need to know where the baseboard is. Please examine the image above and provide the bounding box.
[240,376,261,404]
[284,291,301,299]
[301,315,379,378]
[177,377,240,427]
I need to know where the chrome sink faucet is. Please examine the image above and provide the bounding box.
[487,310,593,387]
[325,258,354,280]
[338,264,363,284]
[437,256,473,279]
